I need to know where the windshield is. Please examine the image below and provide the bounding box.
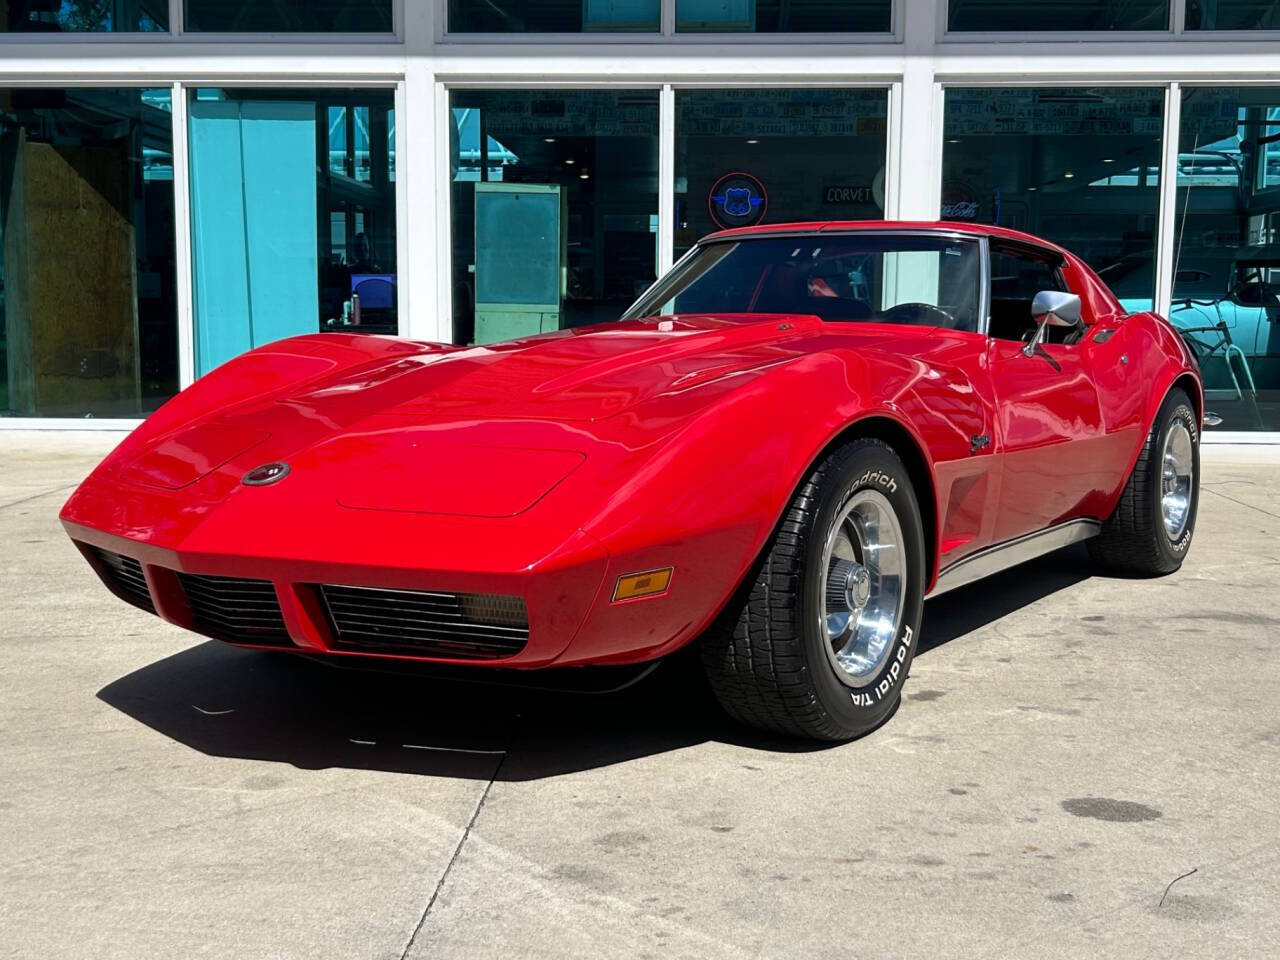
[624,233,983,332]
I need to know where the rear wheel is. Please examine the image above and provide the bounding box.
[699,439,925,741]
[1088,387,1199,575]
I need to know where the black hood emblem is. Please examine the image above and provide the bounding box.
[242,462,290,486]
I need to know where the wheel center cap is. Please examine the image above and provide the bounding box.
[846,564,871,610]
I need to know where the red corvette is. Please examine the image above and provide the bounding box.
[62,222,1202,740]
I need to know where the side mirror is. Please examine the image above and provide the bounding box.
[1229,281,1267,307]
[1023,290,1083,357]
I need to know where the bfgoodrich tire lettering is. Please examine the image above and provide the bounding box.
[699,438,926,741]
[1088,387,1199,575]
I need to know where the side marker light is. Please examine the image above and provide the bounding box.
[612,567,673,602]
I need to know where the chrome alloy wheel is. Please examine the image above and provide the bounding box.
[1161,421,1194,540]
[820,489,906,687]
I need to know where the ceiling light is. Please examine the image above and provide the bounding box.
[565,158,575,165]
[544,137,556,143]
[746,139,759,144]
[1064,171,1075,179]
[579,172,589,179]
[1028,186,1038,192]
[946,138,960,144]
[1102,157,1115,163]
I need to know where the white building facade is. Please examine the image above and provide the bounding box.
[3,0,1279,437]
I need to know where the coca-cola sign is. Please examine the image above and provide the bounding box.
[941,181,979,221]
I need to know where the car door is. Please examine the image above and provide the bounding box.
[987,243,1108,545]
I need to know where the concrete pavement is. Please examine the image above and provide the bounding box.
[1,432,1278,959]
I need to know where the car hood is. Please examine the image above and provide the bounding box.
[274,313,824,427]
[68,315,950,541]
[99,315,829,517]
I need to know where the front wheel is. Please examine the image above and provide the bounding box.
[699,438,926,741]
[1088,387,1199,575]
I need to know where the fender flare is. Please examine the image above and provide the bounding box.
[1114,325,1203,501]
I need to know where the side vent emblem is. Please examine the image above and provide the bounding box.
[242,462,290,487]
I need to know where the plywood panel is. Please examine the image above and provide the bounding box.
[3,130,140,416]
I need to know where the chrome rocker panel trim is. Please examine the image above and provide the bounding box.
[927,518,1102,599]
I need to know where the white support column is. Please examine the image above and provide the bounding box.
[393,78,411,334]
[1155,82,1182,317]
[401,60,445,342]
[884,80,903,218]
[892,0,942,220]
[403,0,433,51]
[433,78,455,343]
[170,80,197,387]
[661,0,676,36]
[658,83,675,274]
[398,0,431,340]
[892,67,943,220]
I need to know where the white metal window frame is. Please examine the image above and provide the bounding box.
[175,78,410,389]
[436,0,903,44]
[3,0,1280,439]
[0,0,404,44]
[433,77,897,347]
[939,0,1280,42]
[0,75,407,430]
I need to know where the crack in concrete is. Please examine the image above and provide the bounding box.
[0,483,78,513]
[1202,484,1280,521]
[399,752,507,959]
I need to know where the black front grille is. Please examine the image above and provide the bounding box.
[320,584,529,660]
[178,573,293,647]
[92,548,155,614]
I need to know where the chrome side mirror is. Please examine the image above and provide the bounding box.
[1023,290,1083,357]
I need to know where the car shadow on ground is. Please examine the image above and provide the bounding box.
[98,545,1093,782]
[918,543,1093,655]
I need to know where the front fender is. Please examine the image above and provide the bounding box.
[554,348,971,665]
[80,335,443,489]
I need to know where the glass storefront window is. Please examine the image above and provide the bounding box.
[948,0,1169,31]
[1172,87,1280,430]
[674,89,888,257]
[327,106,376,183]
[1186,0,1280,29]
[188,88,397,376]
[449,90,659,344]
[4,0,167,31]
[675,0,891,32]
[184,0,392,32]
[449,0,659,32]
[0,88,176,418]
[940,87,1164,313]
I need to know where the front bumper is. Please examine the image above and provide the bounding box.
[62,497,610,668]
[60,407,757,670]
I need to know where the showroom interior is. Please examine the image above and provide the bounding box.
[2,0,1280,434]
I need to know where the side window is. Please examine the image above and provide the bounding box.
[988,246,1069,342]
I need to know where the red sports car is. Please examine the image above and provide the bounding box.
[62,222,1202,741]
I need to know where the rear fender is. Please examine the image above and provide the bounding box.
[1118,314,1203,486]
